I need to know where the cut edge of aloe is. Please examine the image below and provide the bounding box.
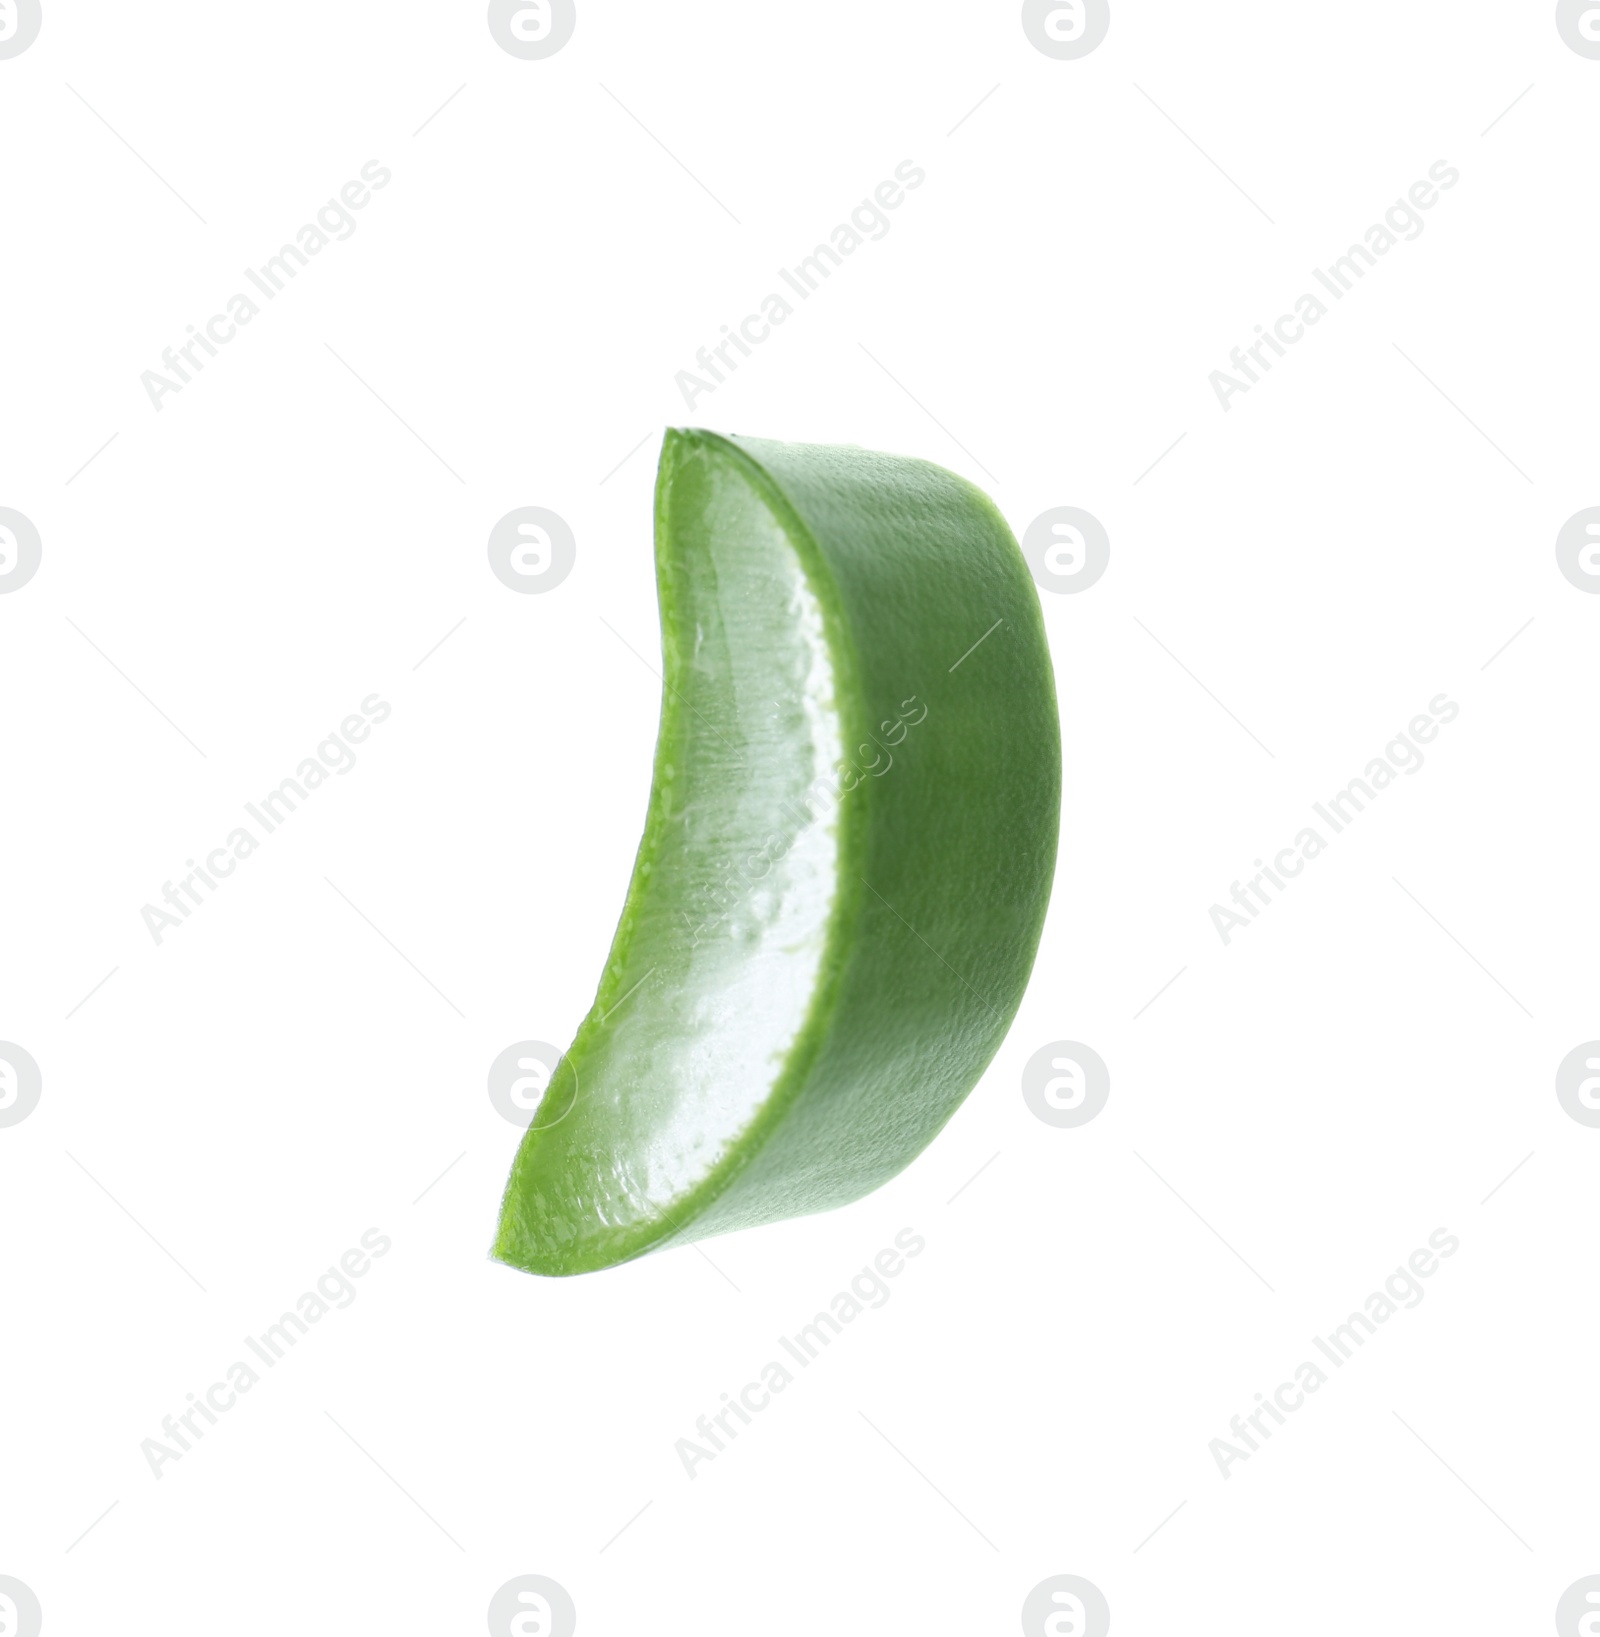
[491,428,871,1275]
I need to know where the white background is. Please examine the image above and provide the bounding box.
[3,2,1598,1632]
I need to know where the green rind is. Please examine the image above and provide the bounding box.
[493,430,1060,1275]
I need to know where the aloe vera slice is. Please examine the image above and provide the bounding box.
[493,430,1059,1275]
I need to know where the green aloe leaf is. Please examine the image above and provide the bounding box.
[494,430,1060,1275]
